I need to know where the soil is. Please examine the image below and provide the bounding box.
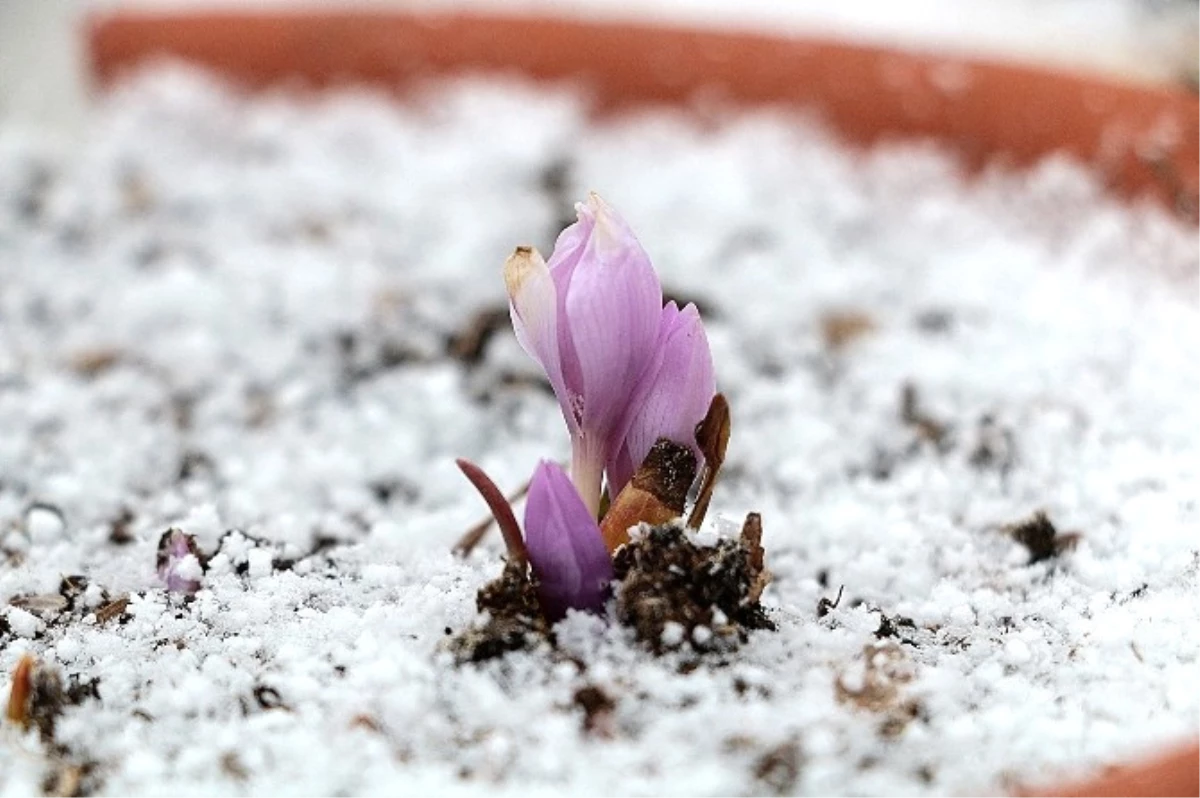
[613,518,775,655]
[450,562,548,664]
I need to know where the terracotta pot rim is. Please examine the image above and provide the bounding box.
[86,9,1198,220]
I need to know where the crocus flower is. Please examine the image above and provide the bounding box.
[524,460,614,621]
[607,301,716,497]
[157,528,203,594]
[506,193,662,517]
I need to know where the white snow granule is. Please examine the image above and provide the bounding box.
[244,550,272,580]
[4,607,44,639]
[173,553,205,583]
[660,622,687,648]
[0,67,1196,795]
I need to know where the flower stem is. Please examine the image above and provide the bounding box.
[571,438,604,519]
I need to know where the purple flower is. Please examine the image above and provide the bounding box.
[524,460,614,621]
[606,301,715,496]
[157,528,203,594]
[506,193,662,517]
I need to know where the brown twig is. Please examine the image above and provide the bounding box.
[687,393,731,529]
[454,459,527,564]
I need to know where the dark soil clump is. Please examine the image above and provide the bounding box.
[450,562,549,664]
[1006,511,1081,565]
[572,685,616,736]
[612,516,775,654]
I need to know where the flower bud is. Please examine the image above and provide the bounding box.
[524,460,613,621]
[505,193,662,517]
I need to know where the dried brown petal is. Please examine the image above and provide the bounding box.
[688,393,731,529]
[600,439,696,552]
[5,654,34,727]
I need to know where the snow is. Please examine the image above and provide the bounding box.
[4,608,45,640]
[0,67,1197,795]
[25,506,67,544]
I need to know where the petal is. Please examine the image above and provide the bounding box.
[607,302,715,495]
[505,246,575,434]
[561,194,662,442]
[604,302,678,494]
[524,460,614,621]
[543,201,597,431]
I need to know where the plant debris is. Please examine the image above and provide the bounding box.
[835,643,925,737]
[752,738,804,795]
[687,393,732,530]
[600,439,698,551]
[5,656,103,796]
[969,414,1017,476]
[445,305,511,366]
[874,612,918,645]
[612,516,775,655]
[817,585,845,618]
[6,655,67,742]
[94,596,130,625]
[453,498,775,661]
[572,685,616,736]
[820,309,876,351]
[106,508,136,545]
[9,593,69,617]
[1004,511,1081,564]
[900,382,953,451]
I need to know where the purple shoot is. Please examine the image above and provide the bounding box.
[524,460,614,621]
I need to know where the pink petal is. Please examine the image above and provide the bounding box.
[505,246,575,434]
[607,302,715,495]
[561,194,662,442]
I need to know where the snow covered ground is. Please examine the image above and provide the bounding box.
[0,69,1197,794]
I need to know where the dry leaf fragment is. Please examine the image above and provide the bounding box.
[600,439,697,552]
[740,512,772,604]
[820,310,876,351]
[5,654,34,727]
[687,393,731,529]
[95,595,130,625]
